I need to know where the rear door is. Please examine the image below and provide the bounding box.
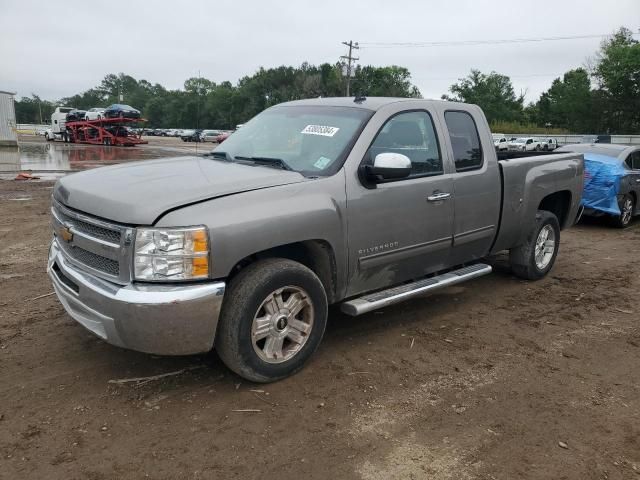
[345,110,454,296]
[626,150,640,213]
[442,109,501,265]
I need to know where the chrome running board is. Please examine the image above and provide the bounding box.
[340,263,492,316]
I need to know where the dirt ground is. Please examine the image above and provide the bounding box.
[1,173,639,479]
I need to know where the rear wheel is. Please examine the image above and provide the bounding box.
[215,258,328,383]
[510,210,560,280]
[612,194,634,228]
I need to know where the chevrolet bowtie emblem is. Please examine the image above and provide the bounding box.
[59,225,73,243]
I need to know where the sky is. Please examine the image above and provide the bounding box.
[1,0,638,104]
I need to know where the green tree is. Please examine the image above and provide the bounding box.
[535,68,594,132]
[442,70,524,123]
[351,65,421,98]
[14,94,55,124]
[592,27,640,133]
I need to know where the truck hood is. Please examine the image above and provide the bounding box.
[53,156,306,225]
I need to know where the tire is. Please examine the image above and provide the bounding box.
[612,194,634,228]
[45,133,50,141]
[215,258,328,383]
[535,145,541,151]
[510,210,560,280]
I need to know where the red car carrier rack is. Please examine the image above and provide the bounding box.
[64,117,148,146]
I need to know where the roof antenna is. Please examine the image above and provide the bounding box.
[353,94,366,104]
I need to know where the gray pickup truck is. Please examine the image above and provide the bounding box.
[48,97,584,382]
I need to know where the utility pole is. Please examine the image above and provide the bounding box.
[340,40,359,97]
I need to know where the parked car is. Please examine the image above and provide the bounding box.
[216,131,232,143]
[180,129,202,142]
[85,108,106,121]
[103,104,141,119]
[200,130,224,142]
[539,137,558,151]
[556,143,640,227]
[507,137,542,152]
[492,133,508,151]
[48,97,583,382]
[66,109,87,122]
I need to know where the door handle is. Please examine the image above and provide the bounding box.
[427,192,451,202]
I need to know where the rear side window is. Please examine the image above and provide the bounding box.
[368,111,442,177]
[444,111,483,171]
[629,151,640,170]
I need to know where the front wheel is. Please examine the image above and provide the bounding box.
[510,210,560,280]
[215,258,328,383]
[612,194,634,228]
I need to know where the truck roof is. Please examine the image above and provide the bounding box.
[279,97,459,111]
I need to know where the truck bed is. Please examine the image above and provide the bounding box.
[491,152,584,254]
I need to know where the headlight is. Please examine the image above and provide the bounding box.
[134,226,209,281]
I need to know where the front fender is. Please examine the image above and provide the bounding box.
[156,173,348,292]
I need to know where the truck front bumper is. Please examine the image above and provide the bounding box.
[47,239,226,356]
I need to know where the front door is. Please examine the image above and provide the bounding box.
[345,110,454,297]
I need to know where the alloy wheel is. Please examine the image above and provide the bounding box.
[251,286,314,364]
[534,225,556,270]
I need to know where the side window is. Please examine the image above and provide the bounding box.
[369,111,442,177]
[444,111,483,171]
[625,154,633,169]
[632,152,640,170]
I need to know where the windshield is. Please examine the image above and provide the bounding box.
[212,105,372,176]
[513,138,528,144]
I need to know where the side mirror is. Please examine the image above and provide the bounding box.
[365,153,412,182]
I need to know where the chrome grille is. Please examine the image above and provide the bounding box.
[54,206,121,243]
[68,246,120,276]
[51,199,131,283]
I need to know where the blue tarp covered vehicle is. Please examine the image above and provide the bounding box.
[581,153,627,215]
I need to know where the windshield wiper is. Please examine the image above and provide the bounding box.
[234,156,293,171]
[204,151,232,161]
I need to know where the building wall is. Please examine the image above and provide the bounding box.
[0,92,18,147]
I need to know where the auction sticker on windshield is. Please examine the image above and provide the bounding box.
[301,125,340,137]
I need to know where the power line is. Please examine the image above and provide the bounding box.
[340,40,359,96]
[359,32,639,49]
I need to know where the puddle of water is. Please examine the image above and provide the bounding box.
[0,142,201,173]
